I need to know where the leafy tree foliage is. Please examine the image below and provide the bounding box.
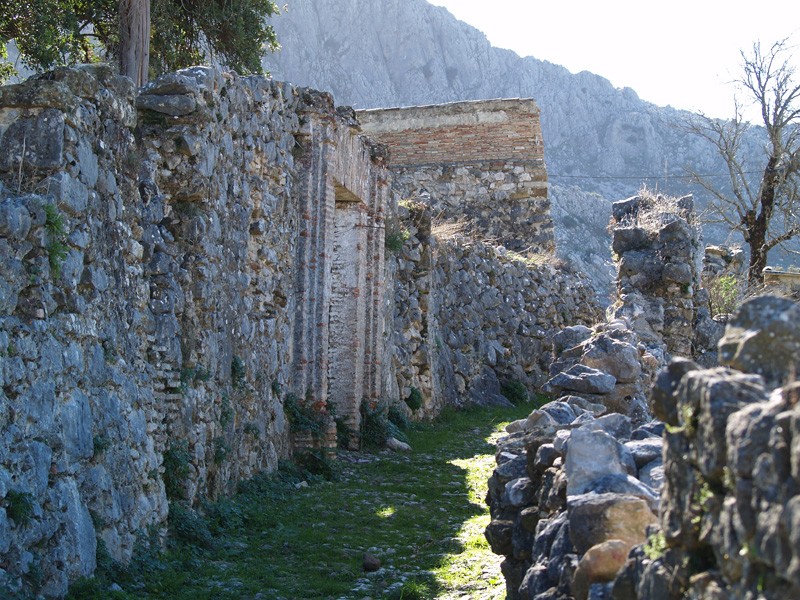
[0,0,117,75]
[0,0,280,83]
[150,0,280,77]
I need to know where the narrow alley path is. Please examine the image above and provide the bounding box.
[69,404,533,600]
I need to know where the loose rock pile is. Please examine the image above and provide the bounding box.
[485,327,666,600]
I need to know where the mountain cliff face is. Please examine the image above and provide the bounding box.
[262,0,754,292]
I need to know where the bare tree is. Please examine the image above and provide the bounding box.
[687,39,800,284]
[119,0,150,87]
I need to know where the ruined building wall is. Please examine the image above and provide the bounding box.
[0,66,391,596]
[358,100,553,253]
[290,97,391,443]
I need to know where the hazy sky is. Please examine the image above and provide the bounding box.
[428,0,800,121]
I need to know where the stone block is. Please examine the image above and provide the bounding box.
[0,109,65,171]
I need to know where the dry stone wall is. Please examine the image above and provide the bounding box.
[616,296,800,600]
[390,202,600,418]
[0,65,608,598]
[0,65,392,597]
[611,193,702,358]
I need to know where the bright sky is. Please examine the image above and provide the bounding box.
[428,0,800,121]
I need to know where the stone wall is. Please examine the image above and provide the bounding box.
[0,66,609,598]
[618,295,800,599]
[611,193,702,358]
[390,202,601,418]
[358,100,553,253]
[0,65,392,596]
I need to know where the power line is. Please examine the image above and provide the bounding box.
[549,171,763,181]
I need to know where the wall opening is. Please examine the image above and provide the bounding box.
[328,180,368,447]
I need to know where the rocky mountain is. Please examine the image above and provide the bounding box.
[261,0,763,292]
[264,0,724,192]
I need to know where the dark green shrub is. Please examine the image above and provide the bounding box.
[284,394,325,435]
[231,355,246,389]
[243,422,260,438]
[168,502,213,549]
[219,394,233,427]
[404,387,423,411]
[360,402,390,450]
[5,490,34,526]
[44,203,68,278]
[163,441,191,501]
[202,497,244,535]
[295,450,337,481]
[388,405,410,431]
[335,417,354,449]
[500,380,528,405]
[93,435,110,456]
[213,436,230,465]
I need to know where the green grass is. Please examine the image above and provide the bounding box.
[68,403,534,600]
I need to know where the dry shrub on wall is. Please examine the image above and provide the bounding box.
[612,186,698,235]
[431,218,471,243]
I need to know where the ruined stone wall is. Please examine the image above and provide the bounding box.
[0,66,391,596]
[611,193,702,358]
[358,100,553,253]
[390,203,600,418]
[617,296,800,600]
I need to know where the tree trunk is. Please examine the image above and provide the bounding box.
[119,0,151,87]
[747,155,780,285]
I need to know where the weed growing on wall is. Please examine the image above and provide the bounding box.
[44,203,68,278]
[385,226,411,252]
[162,441,191,501]
[5,490,35,527]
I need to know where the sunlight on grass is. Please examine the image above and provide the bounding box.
[68,403,534,600]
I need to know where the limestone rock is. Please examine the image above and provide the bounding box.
[572,539,633,600]
[546,364,617,395]
[719,296,800,387]
[567,493,657,555]
[564,428,629,496]
[580,335,642,383]
[386,437,411,452]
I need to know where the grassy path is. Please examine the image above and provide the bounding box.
[70,404,532,600]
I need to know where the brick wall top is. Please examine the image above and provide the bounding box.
[356,99,544,166]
